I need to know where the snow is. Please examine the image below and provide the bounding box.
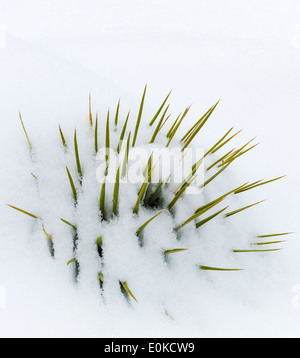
[0,1,300,338]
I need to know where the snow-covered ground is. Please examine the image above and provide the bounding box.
[0,1,300,337]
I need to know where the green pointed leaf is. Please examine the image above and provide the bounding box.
[181,106,212,143]
[121,281,138,303]
[100,178,106,219]
[168,174,197,210]
[97,236,103,247]
[89,93,93,127]
[122,131,131,178]
[114,99,120,127]
[113,165,120,216]
[204,127,234,157]
[166,106,191,147]
[95,113,99,153]
[136,210,164,236]
[74,129,82,180]
[200,162,231,188]
[225,200,265,218]
[19,111,33,151]
[42,224,52,241]
[149,104,170,143]
[67,258,77,266]
[195,206,228,229]
[149,90,172,126]
[7,204,39,219]
[181,100,220,150]
[235,176,286,194]
[66,166,77,202]
[206,148,235,171]
[251,240,286,246]
[132,85,147,147]
[60,218,77,231]
[257,232,293,238]
[117,111,130,153]
[163,248,188,255]
[59,125,67,149]
[210,130,242,154]
[199,265,244,271]
[233,249,282,253]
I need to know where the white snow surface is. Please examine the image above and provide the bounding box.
[0,1,300,338]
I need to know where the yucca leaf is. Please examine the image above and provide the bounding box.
[147,181,164,207]
[181,100,220,150]
[114,99,120,127]
[174,197,226,231]
[31,173,38,180]
[42,224,55,257]
[113,165,120,216]
[67,258,77,266]
[117,111,130,153]
[121,131,131,178]
[195,206,228,229]
[200,162,231,188]
[59,125,67,149]
[42,224,52,240]
[163,248,188,255]
[133,181,148,215]
[97,236,103,247]
[19,111,33,151]
[195,183,247,215]
[74,130,82,180]
[218,139,257,167]
[210,130,242,154]
[168,174,197,210]
[121,281,138,303]
[60,218,77,231]
[166,106,191,147]
[149,104,170,143]
[95,113,99,153]
[206,148,235,171]
[221,143,259,166]
[98,273,104,283]
[66,166,77,202]
[7,204,39,219]
[204,127,234,157]
[251,240,286,246]
[89,93,93,127]
[99,178,106,219]
[234,176,286,194]
[149,90,172,126]
[97,235,103,257]
[105,109,110,174]
[199,265,243,271]
[136,210,163,236]
[233,249,282,253]
[142,152,153,185]
[166,113,181,138]
[257,232,293,238]
[181,106,212,143]
[225,200,265,218]
[133,155,158,214]
[234,180,263,193]
[132,85,147,147]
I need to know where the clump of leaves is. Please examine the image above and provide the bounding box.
[9,86,291,308]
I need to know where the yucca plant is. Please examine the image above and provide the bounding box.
[8,86,291,312]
